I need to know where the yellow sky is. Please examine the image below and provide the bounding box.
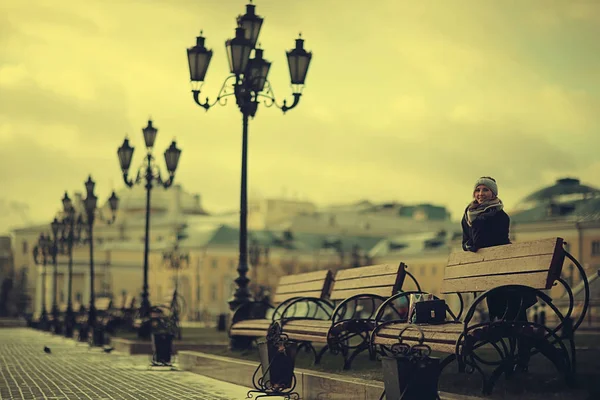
[1,0,599,233]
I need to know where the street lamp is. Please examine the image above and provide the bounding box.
[186,1,312,319]
[59,191,84,338]
[32,233,51,330]
[163,241,189,340]
[80,175,119,345]
[50,218,61,333]
[117,119,182,338]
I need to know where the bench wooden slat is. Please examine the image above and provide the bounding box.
[229,329,268,337]
[281,324,330,335]
[334,263,401,280]
[444,255,552,280]
[330,286,397,301]
[378,323,464,334]
[231,320,272,330]
[443,270,552,293]
[273,290,326,304]
[278,270,332,286]
[332,275,399,291]
[283,332,329,343]
[283,319,333,328]
[447,238,561,266]
[276,280,335,295]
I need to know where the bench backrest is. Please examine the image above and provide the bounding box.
[272,270,334,304]
[329,262,407,301]
[442,237,565,294]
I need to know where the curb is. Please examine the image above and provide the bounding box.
[178,350,483,400]
[109,337,227,355]
[0,318,27,328]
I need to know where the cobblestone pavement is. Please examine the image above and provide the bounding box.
[0,328,250,400]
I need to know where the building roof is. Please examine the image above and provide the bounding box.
[511,178,600,224]
[521,178,600,204]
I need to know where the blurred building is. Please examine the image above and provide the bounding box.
[15,178,598,327]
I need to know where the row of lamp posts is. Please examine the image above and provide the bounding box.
[32,1,311,346]
[33,178,118,343]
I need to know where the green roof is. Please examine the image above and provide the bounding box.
[511,198,600,224]
[182,224,385,253]
[521,178,600,204]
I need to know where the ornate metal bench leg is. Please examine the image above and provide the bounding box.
[314,344,329,365]
[297,342,317,360]
[343,340,369,370]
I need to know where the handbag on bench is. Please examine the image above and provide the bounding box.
[413,299,446,324]
[409,294,446,324]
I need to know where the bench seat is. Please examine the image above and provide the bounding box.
[229,319,274,338]
[229,270,334,345]
[373,322,464,354]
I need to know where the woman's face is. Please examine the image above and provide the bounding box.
[474,185,494,204]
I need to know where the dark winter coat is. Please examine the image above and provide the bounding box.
[461,206,511,252]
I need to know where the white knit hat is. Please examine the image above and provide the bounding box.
[474,177,498,197]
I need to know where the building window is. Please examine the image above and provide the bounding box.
[22,240,28,255]
[592,241,600,256]
[229,259,235,270]
[419,266,425,276]
[432,266,438,275]
[212,259,218,268]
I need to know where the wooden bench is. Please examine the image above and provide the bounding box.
[103,294,137,333]
[371,237,590,395]
[273,262,420,370]
[229,270,334,347]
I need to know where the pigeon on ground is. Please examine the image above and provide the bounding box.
[43,346,51,354]
[103,347,114,353]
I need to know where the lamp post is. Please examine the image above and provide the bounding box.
[80,175,119,345]
[59,192,84,338]
[163,242,189,340]
[32,233,51,330]
[186,1,312,317]
[117,119,182,338]
[50,218,61,333]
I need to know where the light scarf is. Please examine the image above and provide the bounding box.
[466,198,504,227]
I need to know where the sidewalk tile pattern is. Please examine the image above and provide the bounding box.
[0,328,246,400]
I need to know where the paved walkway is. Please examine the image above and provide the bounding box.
[0,328,250,400]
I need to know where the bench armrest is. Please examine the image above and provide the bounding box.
[330,294,389,325]
[274,297,335,321]
[461,284,567,334]
[231,300,273,325]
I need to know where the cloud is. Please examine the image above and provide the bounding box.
[0,0,599,234]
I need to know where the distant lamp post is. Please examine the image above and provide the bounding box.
[186,1,312,318]
[163,241,189,340]
[32,233,51,330]
[59,191,84,338]
[80,175,119,345]
[50,218,61,333]
[117,119,182,338]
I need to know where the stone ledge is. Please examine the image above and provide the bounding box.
[109,337,227,355]
[0,318,27,328]
[178,350,483,400]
